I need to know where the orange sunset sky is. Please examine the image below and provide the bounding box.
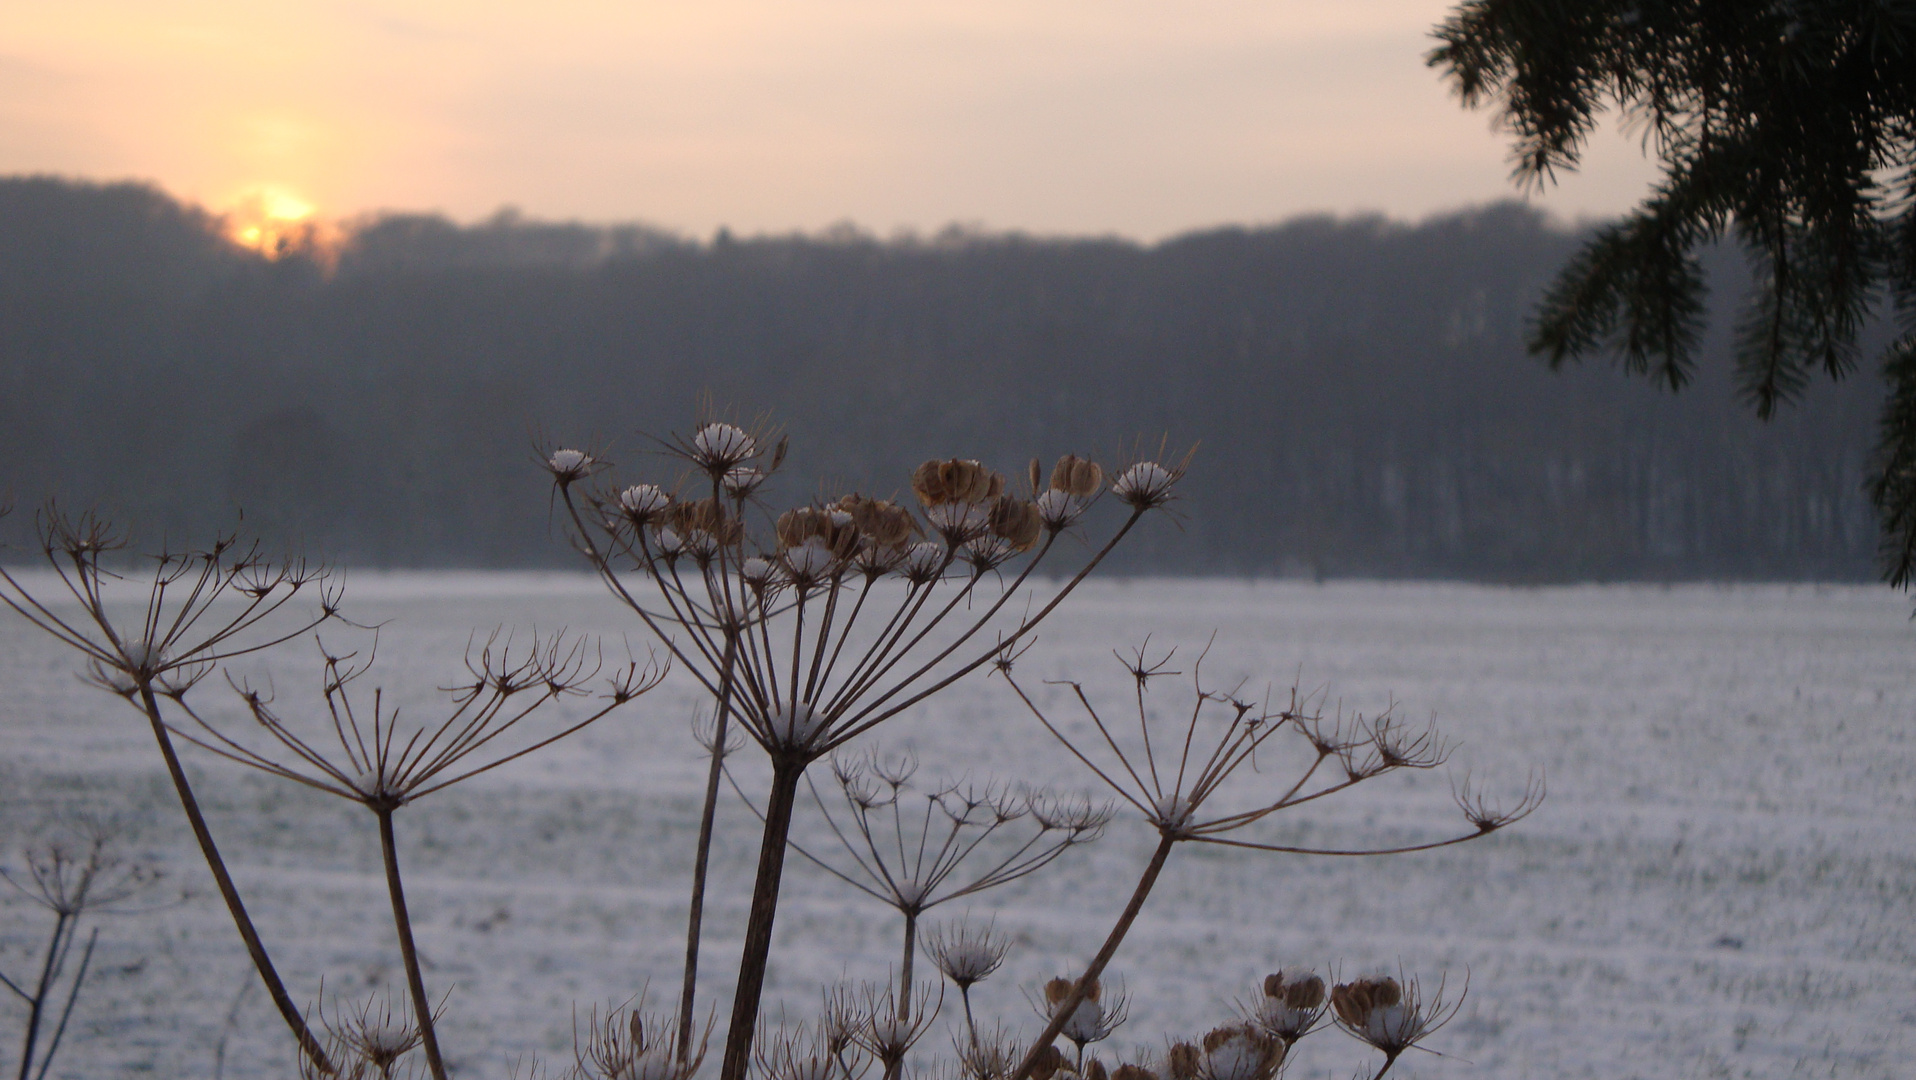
[1,1,1659,239]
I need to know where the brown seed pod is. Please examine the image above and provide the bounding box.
[1163,1042,1200,1080]
[1370,977,1401,1008]
[1043,977,1075,1008]
[1030,1045,1068,1080]
[1113,1066,1158,1080]
[1284,975,1325,1010]
[1330,982,1378,1026]
[988,496,1042,552]
[1050,455,1103,498]
[1084,1059,1108,1080]
[1262,973,1284,999]
[1029,457,1044,496]
[670,498,741,545]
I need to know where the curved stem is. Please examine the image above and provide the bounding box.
[1012,833,1176,1080]
[140,685,334,1075]
[376,807,448,1080]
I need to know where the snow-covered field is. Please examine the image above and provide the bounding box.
[2,574,1912,1080]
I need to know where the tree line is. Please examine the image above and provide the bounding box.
[0,176,1882,579]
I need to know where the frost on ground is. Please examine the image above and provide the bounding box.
[1,574,1912,1079]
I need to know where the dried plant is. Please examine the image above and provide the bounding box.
[551,421,1187,1079]
[732,748,1106,1042]
[996,640,1539,1076]
[924,921,1012,1045]
[0,821,162,1080]
[0,418,1540,1080]
[165,635,664,1080]
[572,996,710,1080]
[0,508,345,1073]
[1328,971,1464,1079]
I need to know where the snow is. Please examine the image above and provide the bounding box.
[2,575,1912,1079]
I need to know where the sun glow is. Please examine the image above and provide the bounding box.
[223,185,335,262]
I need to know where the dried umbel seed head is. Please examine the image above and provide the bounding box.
[547,448,595,484]
[723,466,767,498]
[1112,1065,1158,1080]
[1050,455,1104,498]
[911,459,1004,507]
[668,498,741,545]
[1330,976,1433,1053]
[988,496,1043,551]
[1110,461,1181,510]
[897,541,947,584]
[618,484,672,525]
[690,422,757,470]
[1028,1045,1068,1080]
[1197,1026,1282,1080]
[926,921,1011,989]
[837,494,918,549]
[1163,1043,1201,1080]
[1045,976,1098,1007]
[1263,971,1325,1011]
[740,557,778,590]
[776,506,861,558]
[1084,1059,1109,1080]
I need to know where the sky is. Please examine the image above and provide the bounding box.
[0,1,1662,240]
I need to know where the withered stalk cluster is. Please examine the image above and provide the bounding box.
[0,418,1537,1080]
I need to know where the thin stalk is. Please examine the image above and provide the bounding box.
[14,911,67,1080]
[376,808,448,1080]
[32,927,98,1080]
[897,908,919,1024]
[1011,833,1176,1080]
[678,633,740,1060]
[883,908,919,1080]
[959,985,978,1049]
[719,761,805,1080]
[139,685,334,1075]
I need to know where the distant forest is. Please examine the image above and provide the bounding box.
[0,176,1885,580]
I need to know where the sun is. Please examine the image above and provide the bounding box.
[223,184,335,262]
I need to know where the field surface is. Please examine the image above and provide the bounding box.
[1,574,1911,1079]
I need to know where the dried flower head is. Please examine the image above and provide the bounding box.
[573,998,708,1080]
[174,633,663,812]
[1037,976,1126,1050]
[1195,1026,1282,1080]
[546,448,598,486]
[912,459,1004,507]
[1161,1042,1200,1080]
[1329,971,1462,1062]
[988,497,1044,552]
[688,422,759,472]
[925,921,1011,990]
[618,484,673,526]
[1049,456,1104,498]
[1245,970,1327,1044]
[1109,461,1182,511]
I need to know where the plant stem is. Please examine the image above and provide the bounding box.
[1011,833,1177,1080]
[883,908,919,1080]
[33,926,97,1080]
[679,634,740,1061]
[15,911,67,1080]
[376,807,448,1080]
[140,685,334,1075]
[719,760,805,1080]
[897,909,918,1023]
